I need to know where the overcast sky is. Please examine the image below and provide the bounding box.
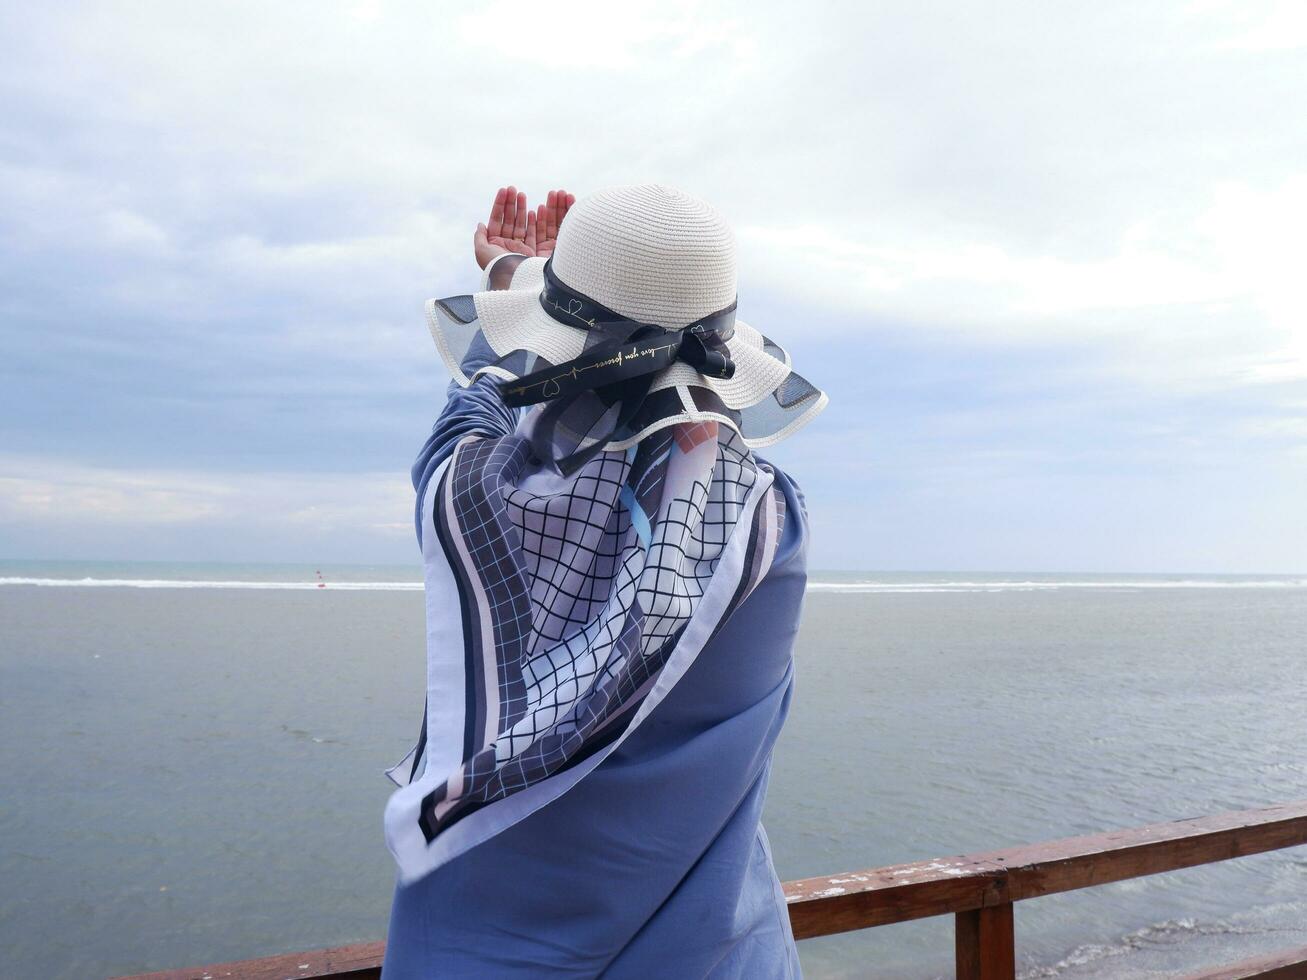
[1,0,1304,571]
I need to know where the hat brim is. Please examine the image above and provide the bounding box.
[426,257,827,450]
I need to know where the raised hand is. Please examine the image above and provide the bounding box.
[473,186,576,269]
[532,189,576,259]
[474,186,529,269]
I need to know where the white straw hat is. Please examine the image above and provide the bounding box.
[426,184,827,456]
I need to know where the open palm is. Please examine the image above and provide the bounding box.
[474,186,576,269]
[531,189,575,258]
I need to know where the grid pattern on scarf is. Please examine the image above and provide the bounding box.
[422,425,767,833]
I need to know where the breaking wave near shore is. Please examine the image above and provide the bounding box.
[2,574,1304,592]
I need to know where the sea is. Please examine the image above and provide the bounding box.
[2,560,1305,980]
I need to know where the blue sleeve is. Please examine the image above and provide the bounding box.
[410,332,519,549]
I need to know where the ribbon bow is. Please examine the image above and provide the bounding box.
[497,259,737,475]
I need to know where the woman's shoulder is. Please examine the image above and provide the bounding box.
[753,454,807,518]
[752,453,809,573]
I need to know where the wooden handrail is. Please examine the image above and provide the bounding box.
[784,798,1307,939]
[112,942,387,980]
[110,799,1307,980]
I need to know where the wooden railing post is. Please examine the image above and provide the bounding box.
[956,903,1015,980]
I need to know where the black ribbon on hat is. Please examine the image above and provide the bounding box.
[497,258,737,476]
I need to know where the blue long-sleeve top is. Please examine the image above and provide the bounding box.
[386,253,810,978]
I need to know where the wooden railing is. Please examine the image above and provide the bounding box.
[112,799,1307,980]
[786,799,1307,978]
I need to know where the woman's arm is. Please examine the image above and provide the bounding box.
[410,186,576,546]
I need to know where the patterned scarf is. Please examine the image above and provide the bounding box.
[383,417,786,884]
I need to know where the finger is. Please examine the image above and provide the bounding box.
[524,209,537,253]
[502,185,518,238]
[562,192,575,220]
[505,185,520,234]
[474,222,489,247]
[544,190,558,241]
[487,187,507,237]
[513,190,528,240]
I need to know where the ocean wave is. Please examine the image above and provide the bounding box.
[0,577,424,591]
[1,576,1304,592]
[1018,904,1307,979]
[807,579,1307,593]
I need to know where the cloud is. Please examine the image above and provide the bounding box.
[454,0,757,70]
[0,455,412,528]
[1193,0,1307,51]
[1,0,1305,569]
[743,171,1307,387]
[0,454,418,562]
